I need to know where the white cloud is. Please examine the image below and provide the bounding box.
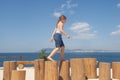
[65,0,78,9]
[60,0,78,10]
[111,30,120,35]
[111,25,120,35]
[117,3,120,8]
[53,12,62,17]
[117,25,120,28]
[70,22,96,39]
[53,0,78,17]
[61,4,66,10]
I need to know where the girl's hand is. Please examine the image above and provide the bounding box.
[50,37,54,42]
[66,34,70,39]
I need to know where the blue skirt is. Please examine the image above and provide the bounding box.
[54,33,64,47]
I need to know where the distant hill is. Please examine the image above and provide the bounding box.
[42,48,117,53]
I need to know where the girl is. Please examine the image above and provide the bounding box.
[48,15,70,61]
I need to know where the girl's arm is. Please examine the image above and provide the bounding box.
[59,22,70,38]
[50,27,56,42]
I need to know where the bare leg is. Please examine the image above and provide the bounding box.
[60,46,65,61]
[48,47,60,61]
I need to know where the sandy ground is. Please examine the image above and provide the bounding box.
[0,67,119,80]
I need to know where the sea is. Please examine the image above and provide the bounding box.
[0,52,120,67]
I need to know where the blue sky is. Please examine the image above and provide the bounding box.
[0,0,120,52]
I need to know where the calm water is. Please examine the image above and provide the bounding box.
[0,52,120,67]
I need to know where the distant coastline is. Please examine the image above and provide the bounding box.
[45,48,120,53]
[0,48,120,53]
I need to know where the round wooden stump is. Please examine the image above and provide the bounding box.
[59,60,70,80]
[70,58,85,80]
[83,58,97,79]
[112,62,120,79]
[34,59,44,80]
[11,70,26,80]
[45,61,58,80]
[3,61,16,80]
[99,62,110,80]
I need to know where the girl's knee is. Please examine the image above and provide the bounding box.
[56,47,60,50]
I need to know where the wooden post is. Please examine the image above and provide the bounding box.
[9,62,17,73]
[70,58,85,80]
[45,61,58,80]
[3,61,16,80]
[112,62,120,79]
[3,62,10,80]
[59,60,70,80]
[99,62,111,80]
[11,70,26,80]
[83,58,97,79]
[34,59,45,80]
[17,61,34,65]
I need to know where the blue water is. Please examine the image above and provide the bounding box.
[0,52,120,67]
